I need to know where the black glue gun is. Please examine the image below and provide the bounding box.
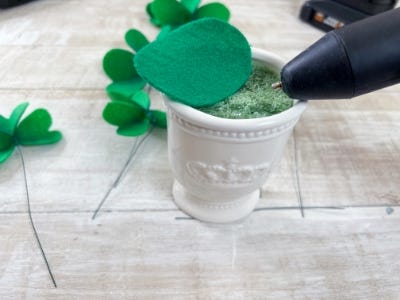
[273,8,400,100]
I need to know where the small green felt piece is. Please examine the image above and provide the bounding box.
[103,101,145,127]
[15,109,62,146]
[106,78,147,99]
[125,29,149,52]
[103,49,138,82]
[135,18,252,107]
[151,0,191,26]
[132,91,151,110]
[181,0,201,13]
[156,25,175,40]
[149,110,167,128]
[0,132,13,150]
[194,3,230,21]
[117,118,150,136]
[0,116,11,135]
[0,102,29,136]
[9,102,29,133]
[0,146,14,164]
[146,2,163,27]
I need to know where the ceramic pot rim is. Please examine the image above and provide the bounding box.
[164,48,308,132]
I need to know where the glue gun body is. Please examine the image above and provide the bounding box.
[280,8,400,100]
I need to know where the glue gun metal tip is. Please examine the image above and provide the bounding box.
[271,81,283,90]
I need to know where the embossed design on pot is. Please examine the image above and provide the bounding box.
[186,158,271,185]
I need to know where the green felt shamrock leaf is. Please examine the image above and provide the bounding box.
[0,102,28,136]
[15,109,62,146]
[146,2,163,26]
[103,44,148,98]
[194,2,230,21]
[125,29,150,52]
[135,18,252,108]
[0,103,62,164]
[146,0,230,29]
[106,78,147,99]
[149,0,191,27]
[103,49,139,82]
[181,0,201,13]
[103,92,167,137]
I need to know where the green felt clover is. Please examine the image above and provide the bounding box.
[146,0,230,29]
[103,91,167,137]
[135,18,252,107]
[102,29,150,98]
[0,103,62,164]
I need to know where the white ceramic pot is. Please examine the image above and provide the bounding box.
[163,48,307,223]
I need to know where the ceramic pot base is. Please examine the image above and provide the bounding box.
[172,180,260,223]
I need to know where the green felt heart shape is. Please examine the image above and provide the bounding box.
[134,18,252,107]
[125,29,150,52]
[103,49,139,82]
[151,0,191,26]
[103,101,145,128]
[118,118,150,137]
[194,3,230,21]
[106,77,147,99]
[15,109,62,146]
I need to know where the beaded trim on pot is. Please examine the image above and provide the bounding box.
[167,108,299,141]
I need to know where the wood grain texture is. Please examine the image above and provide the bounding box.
[0,0,399,298]
[0,211,399,299]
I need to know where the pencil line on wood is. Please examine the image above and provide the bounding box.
[0,204,398,216]
[17,146,57,288]
[293,127,305,218]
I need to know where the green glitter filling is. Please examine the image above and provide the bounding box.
[198,61,293,119]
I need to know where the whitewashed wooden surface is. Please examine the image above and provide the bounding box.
[0,0,399,299]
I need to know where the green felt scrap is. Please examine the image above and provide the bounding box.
[106,78,147,99]
[125,29,150,52]
[103,49,138,82]
[181,0,201,13]
[194,3,230,21]
[117,118,150,136]
[15,109,62,146]
[134,18,252,107]
[151,0,191,26]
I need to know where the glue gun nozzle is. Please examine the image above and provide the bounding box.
[271,82,283,90]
